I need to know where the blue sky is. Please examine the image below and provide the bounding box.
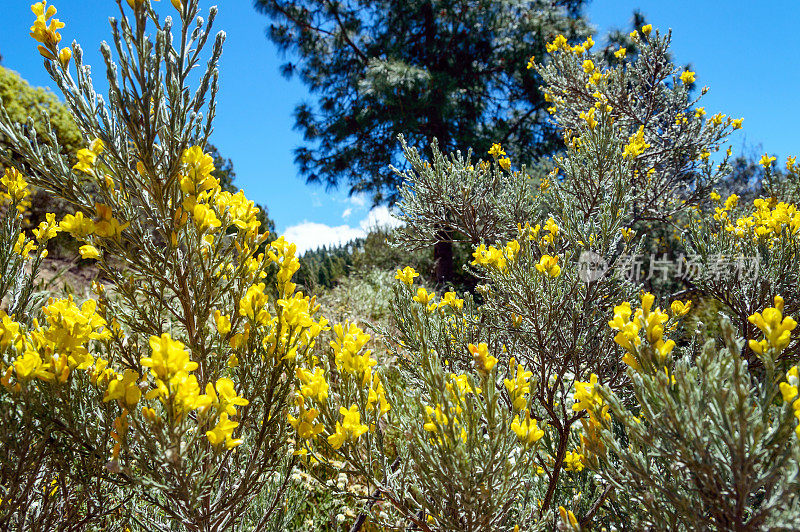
[1,0,798,252]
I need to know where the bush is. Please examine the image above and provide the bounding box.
[1,3,800,531]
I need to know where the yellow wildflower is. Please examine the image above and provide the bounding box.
[142,333,198,381]
[395,266,419,286]
[759,154,777,168]
[511,411,544,446]
[748,296,796,355]
[535,255,561,278]
[327,405,368,449]
[488,143,506,159]
[670,300,692,317]
[679,71,695,85]
[79,244,100,260]
[206,412,243,449]
[468,342,497,375]
[296,366,329,403]
[104,369,142,407]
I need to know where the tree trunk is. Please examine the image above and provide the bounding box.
[433,236,454,285]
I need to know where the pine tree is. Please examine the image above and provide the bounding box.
[256,0,591,282]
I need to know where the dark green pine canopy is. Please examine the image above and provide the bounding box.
[256,0,590,205]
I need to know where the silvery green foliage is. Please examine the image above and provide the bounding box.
[0,3,303,531]
[0,197,99,531]
[0,0,222,202]
[684,168,800,370]
[392,136,546,251]
[378,287,546,531]
[536,29,735,221]
[590,319,800,531]
[384,25,781,531]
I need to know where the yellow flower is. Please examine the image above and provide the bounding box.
[367,374,391,416]
[748,296,796,355]
[559,506,579,528]
[732,117,743,129]
[542,218,559,244]
[172,372,212,415]
[670,300,692,317]
[679,70,695,85]
[330,322,377,382]
[59,211,95,239]
[573,373,612,434]
[468,343,497,375]
[614,47,626,59]
[288,395,324,440]
[180,146,218,196]
[488,143,506,159]
[79,244,100,260]
[72,147,100,174]
[546,34,569,53]
[30,1,65,57]
[622,126,650,158]
[214,190,261,236]
[213,310,231,335]
[504,357,533,410]
[511,411,544,446]
[206,377,249,416]
[535,255,561,278]
[471,243,507,271]
[582,59,595,73]
[526,55,536,70]
[620,227,634,241]
[759,154,777,168]
[438,291,464,311]
[239,283,270,325]
[327,405,368,449]
[641,24,652,36]
[563,449,585,472]
[104,369,142,407]
[413,287,435,306]
[578,107,597,130]
[41,297,110,365]
[13,234,37,258]
[206,412,242,449]
[498,157,511,170]
[1,168,31,203]
[33,212,58,244]
[93,204,129,238]
[142,333,198,381]
[13,350,54,382]
[723,194,739,210]
[394,266,419,286]
[423,403,449,433]
[0,312,23,350]
[296,366,329,403]
[192,203,222,232]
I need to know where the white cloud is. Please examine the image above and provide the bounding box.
[342,208,352,219]
[359,205,403,231]
[349,194,368,207]
[282,222,364,255]
[282,206,402,255]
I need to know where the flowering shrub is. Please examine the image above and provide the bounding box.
[366,25,800,531]
[2,2,800,531]
[0,1,329,529]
